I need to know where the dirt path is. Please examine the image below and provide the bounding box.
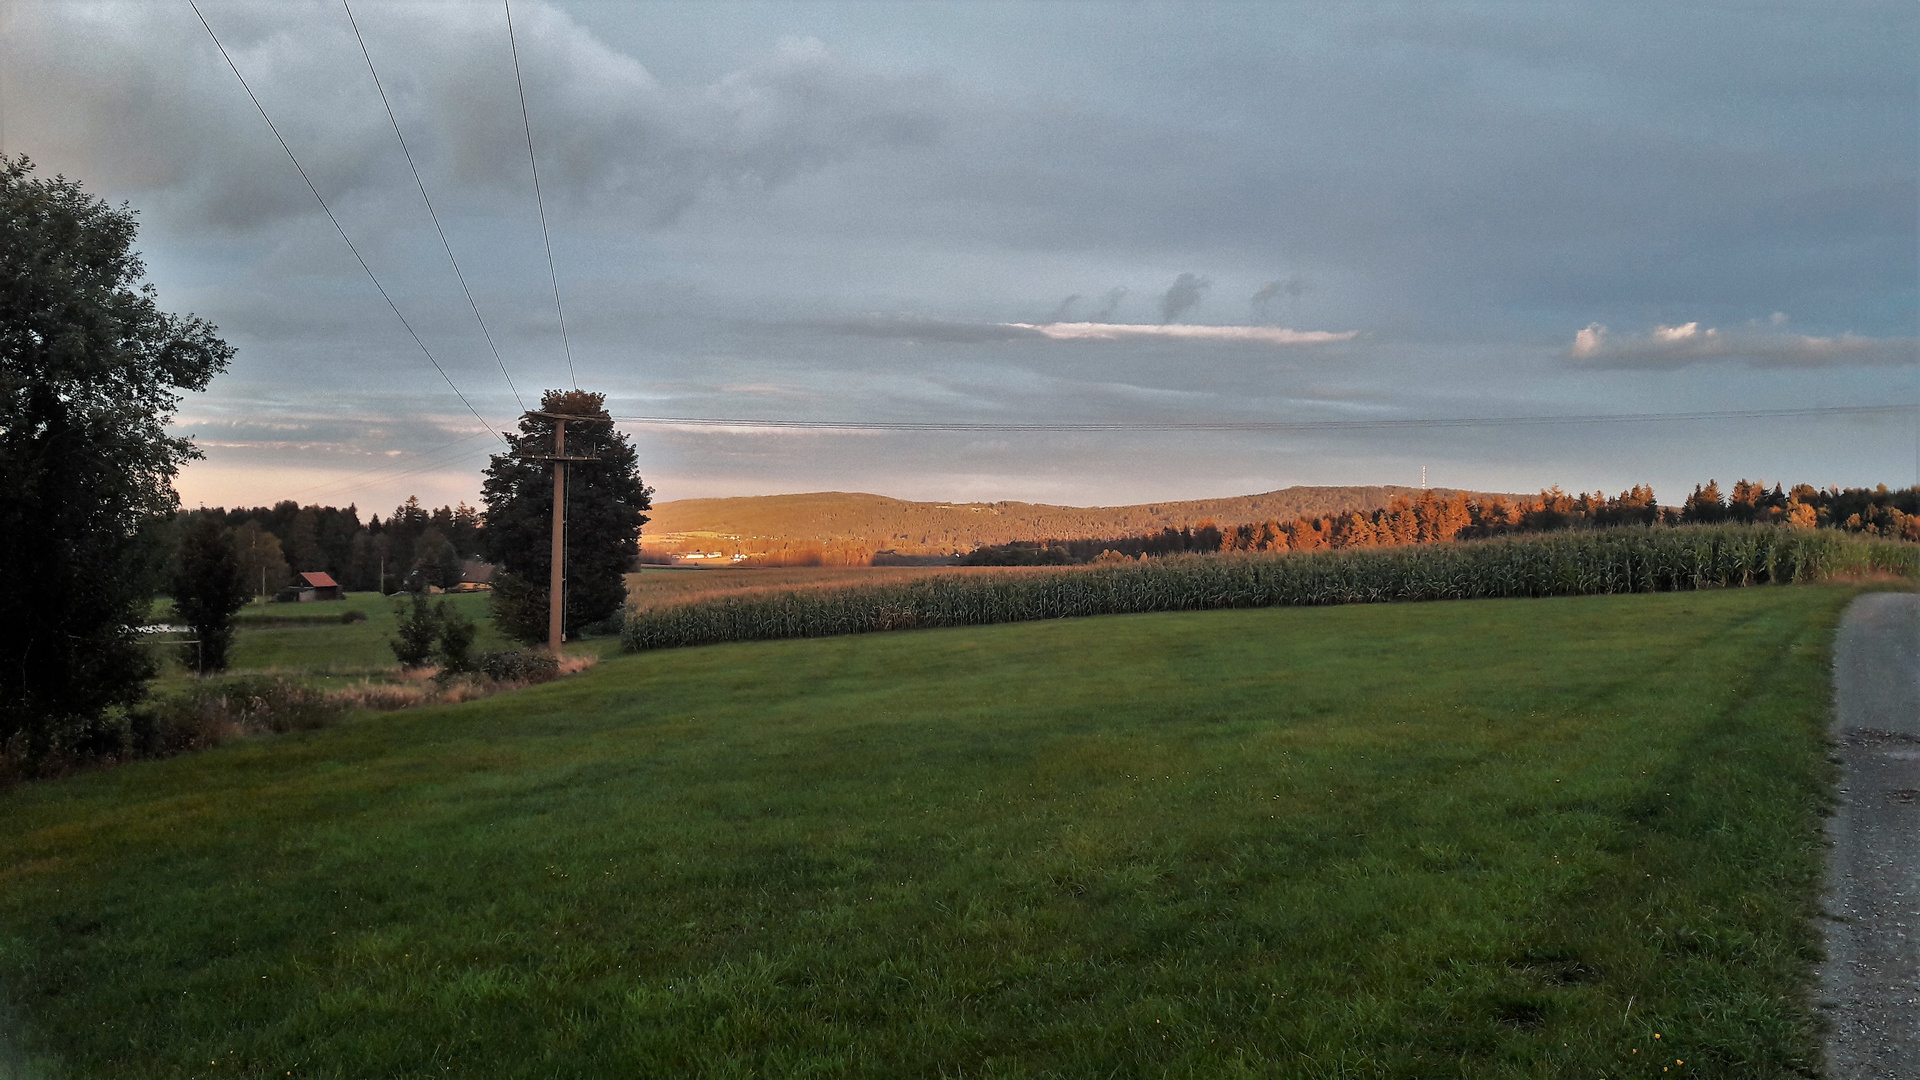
[1821,591,1920,1078]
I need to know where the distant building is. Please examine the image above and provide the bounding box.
[450,560,495,593]
[285,571,342,602]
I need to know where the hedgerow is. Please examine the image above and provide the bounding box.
[622,525,1917,652]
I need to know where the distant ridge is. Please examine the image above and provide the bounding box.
[646,486,1506,558]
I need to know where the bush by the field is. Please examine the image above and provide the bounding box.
[137,675,348,753]
[476,648,561,685]
[623,524,1917,652]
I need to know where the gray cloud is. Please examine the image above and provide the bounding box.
[1251,276,1309,323]
[1158,273,1210,324]
[1091,289,1128,322]
[801,315,1043,344]
[5,3,946,231]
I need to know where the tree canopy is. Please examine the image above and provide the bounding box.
[482,390,651,642]
[0,155,232,763]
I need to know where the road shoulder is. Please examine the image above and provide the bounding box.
[1820,590,1920,1078]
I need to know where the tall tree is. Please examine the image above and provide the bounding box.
[0,156,232,760]
[483,390,652,643]
[173,516,248,673]
[231,520,290,603]
[411,527,462,590]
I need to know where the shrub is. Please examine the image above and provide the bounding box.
[477,648,561,685]
[390,592,439,669]
[435,601,477,675]
[574,610,625,638]
[623,524,1919,653]
[138,675,346,754]
[488,572,548,645]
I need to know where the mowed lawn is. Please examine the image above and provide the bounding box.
[224,592,515,676]
[0,585,1873,1077]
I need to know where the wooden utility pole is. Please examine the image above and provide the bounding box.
[528,412,602,655]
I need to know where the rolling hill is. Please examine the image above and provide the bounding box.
[643,486,1502,559]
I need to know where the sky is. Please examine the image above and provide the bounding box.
[3,0,1915,513]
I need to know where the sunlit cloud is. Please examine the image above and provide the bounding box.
[1005,322,1359,345]
[1568,318,1915,369]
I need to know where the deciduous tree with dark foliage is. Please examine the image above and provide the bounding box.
[482,390,652,643]
[172,516,248,674]
[0,156,232,766]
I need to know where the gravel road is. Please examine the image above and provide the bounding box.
[1820,591,1920,1078]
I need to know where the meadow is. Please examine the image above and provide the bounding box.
[147,592,607,691]
[0,582,1887,1077]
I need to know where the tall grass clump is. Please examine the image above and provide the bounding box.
[624,524,1917,652]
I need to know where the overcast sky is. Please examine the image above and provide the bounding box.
[4,0,1915,512]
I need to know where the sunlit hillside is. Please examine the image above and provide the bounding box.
[645,486,1504,561]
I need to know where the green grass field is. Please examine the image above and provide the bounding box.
[145,592,611,689]
[0,585,1879,1077]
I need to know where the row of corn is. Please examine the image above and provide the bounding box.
[622,525,1917,652]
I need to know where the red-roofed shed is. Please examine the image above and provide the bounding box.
[296,571,342,602]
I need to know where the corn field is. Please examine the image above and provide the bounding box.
[622,525,1918,653]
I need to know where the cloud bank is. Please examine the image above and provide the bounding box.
[6,3,945,231]
[812,316,1360,346]
[1009,322,1360,345]
[1569,319,1916,368]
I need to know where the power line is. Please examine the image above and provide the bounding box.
[340,0,525,412]
[607,403,1917,433]
[280,428,502,502]
[503,0,578,390]
[295,442,502,507]
[186,0,506,446]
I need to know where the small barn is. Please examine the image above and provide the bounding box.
[294,571,343,602]
[451,560,496,593]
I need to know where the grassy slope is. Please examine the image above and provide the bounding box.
[0,586,1868,1077]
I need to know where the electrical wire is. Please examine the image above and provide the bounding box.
[503,0,577,390]
[606,403,1917,433]
[295,442,502,506]
[186,0,506,446]
[279,428,503,502]
[340,0,525,412]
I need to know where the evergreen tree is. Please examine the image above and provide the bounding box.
[1683,481,1727,523]
[0,156,232,759]
[411,527,462,590]
[482,390,652,643]
[389,590,439,669]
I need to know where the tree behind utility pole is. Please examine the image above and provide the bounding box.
[0,155,232,765]
[482,390,652,643]
[172,516,248,673]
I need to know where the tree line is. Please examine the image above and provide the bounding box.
[963,481,1919,564]
[162,497,486,599]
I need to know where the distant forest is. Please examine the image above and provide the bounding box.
[961,481,1920,565]
[163,498,486,597]
[162,480,1916,592]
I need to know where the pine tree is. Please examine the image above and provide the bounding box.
[482,390,653,643]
